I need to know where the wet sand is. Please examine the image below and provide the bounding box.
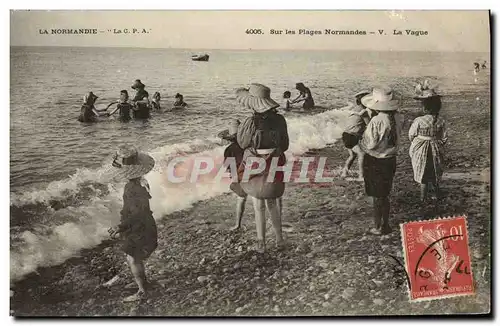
[11,92,491,316]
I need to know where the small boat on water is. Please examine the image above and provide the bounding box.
[192,54,209,62]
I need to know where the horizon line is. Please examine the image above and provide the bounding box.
[9,45,490,54]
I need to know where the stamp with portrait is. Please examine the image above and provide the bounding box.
[400,216,474,302]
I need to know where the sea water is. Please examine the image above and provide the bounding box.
[10,46,489,281]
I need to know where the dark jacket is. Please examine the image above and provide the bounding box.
[118,178,157,258]
[133,89,150,119]
[235,110,289,199]
[237,110,289,152]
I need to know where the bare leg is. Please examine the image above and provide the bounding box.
[277,197,283,218]
[123,254,147,302]
[420,183,428,202]
[230,195,247,231]
[357,152,365,180]
[434,182,441,200]
[265,198,284,247]
[103,274,121,287]
[370,196,391,235]
[95,274,121,290]
[342,149,357,178]
[252,196,266,253]
[380,197,392,234]
[372,197,383,230]
[278,197,292,230]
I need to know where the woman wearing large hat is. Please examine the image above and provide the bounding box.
[103,145,158,302]
[358,87,404,235]
[235,83,289,252]
[131,79,151,119]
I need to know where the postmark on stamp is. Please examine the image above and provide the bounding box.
[400,216,474,302]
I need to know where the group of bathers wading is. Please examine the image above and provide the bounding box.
[78,79,188,123]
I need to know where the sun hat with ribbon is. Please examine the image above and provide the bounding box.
[235,83,280,113]
[131,79,146,90]
[360,86,401,112]
[108,145,155,180]
[413,88,439,100]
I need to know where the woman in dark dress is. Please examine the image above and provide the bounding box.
[292,82,315,110]
[131,79,151,119]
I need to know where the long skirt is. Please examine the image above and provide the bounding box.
[409,138,444,183]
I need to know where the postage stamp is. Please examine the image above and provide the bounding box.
[400,216,474,302]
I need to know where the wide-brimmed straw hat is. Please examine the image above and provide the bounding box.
[235,83,280,113]
[131,79,146,90]
[413,88,439,100]
[108,145,155,180]
[361,87,401,112]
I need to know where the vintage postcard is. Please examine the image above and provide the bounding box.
[9,10,491,317]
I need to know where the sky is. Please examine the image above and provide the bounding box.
[10,10,490,52]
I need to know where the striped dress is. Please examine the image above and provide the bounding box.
[408,115,448,184]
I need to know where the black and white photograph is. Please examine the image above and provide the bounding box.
[8,9,491,317]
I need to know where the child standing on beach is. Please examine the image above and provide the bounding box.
[218,119,248,230]
[359,87,404,235]
[341,90,372,180]
[409,93,447,202]
[104,145,158,302]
